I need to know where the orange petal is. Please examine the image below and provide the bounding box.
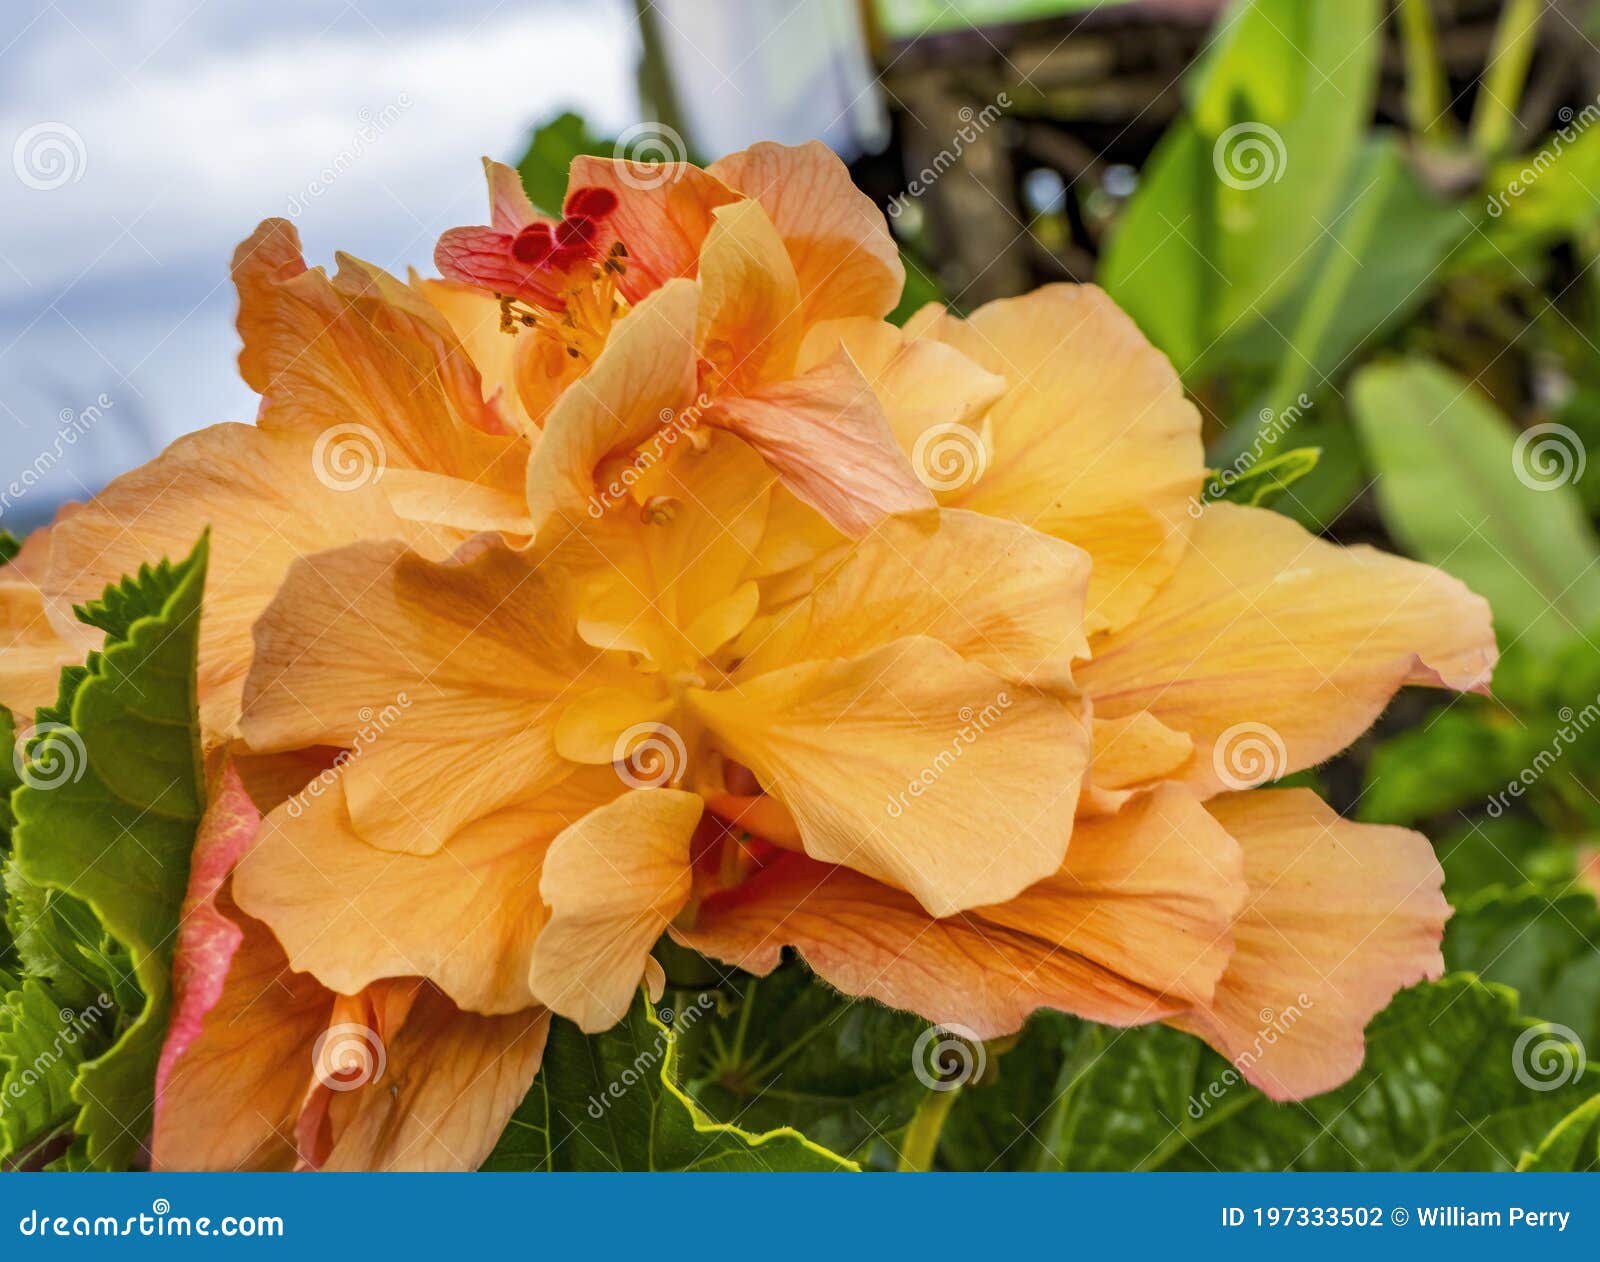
[688,636,1089,916]
[915,285,1205,633]
[696,200,803,392]
[680,785,1242,1034]
[417,276,537,433]
[525,279,699,532]
[40,424,444,739]
[530,788,701,1031]
[737,508,1090,688]
[316,990,548,1172]
[1174,790,1450,1100]
[0,531,88,719]
[1079,503,1497,798]
[233,219,526,481]
[151,909,329,1171]
[797,317,1006,452]
[709,140,904,325]
[1081,710,1196,814]
[242,538,626,855]
[567,155,741,301]
[706,352,934,537]
[233,769,619,1013]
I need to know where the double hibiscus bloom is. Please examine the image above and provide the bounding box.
[0,141,1495,1171]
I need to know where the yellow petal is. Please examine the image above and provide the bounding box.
[554,686,675,765]
[709,140,904,325]
[696,200,802,392]
[233,219,526,491]
[530,788,702,1031]
[688,636,1089,916]
[381,467,534,536]
[737,508,1089,689]
[1081,710,1196,813]
[233,770,619,1013]
[242,538,626,854]
[1174,790,1449,1100]
[797,317,1006,452]
[416,276,535,433]
[525,279,699,532]
[915,285,1205,633]
[680,784,1241,1034]
[43,424,444,739]
[1079,503,1497,797]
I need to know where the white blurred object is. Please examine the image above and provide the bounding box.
[648,0,887,160]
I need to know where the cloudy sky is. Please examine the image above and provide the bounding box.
[0,0,637,531]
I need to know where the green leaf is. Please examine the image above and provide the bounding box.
[1518,1093,1600,1171]
[1445,884,1600,1051]
[1351,357,1600,654]
[1102,0,1383,376]
[672,961,929,1159]
[0,532,20,567]
[940,977,1594,1171]
[1359,704,1533,826]
[0,978,115,1161]
[484,989,856,1171]
[9,532,208,1170]
[1205,446,1321,508]
[515,111,616,216]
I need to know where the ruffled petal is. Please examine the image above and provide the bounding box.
[911,285,1205,633]
[688,636,1089,916]
[1174,789,1450,1101]
[696,200,803,392]
[530,788,701,1030]
[709,140,904,325]
[1079,503,1497,798]
[680,784,1242,1033]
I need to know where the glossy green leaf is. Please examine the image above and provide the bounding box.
[516,110,616,215]
[484,990,856,1172]
[1205,446,1321,508]
[1351,357,1600,654]
[1518,1094,1600,1171]
[672,961,929,1159]
[940,977,1593,1171]
[0,977,114,1162]
[9,533,208,1170]
[1445,885,1600,1050]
